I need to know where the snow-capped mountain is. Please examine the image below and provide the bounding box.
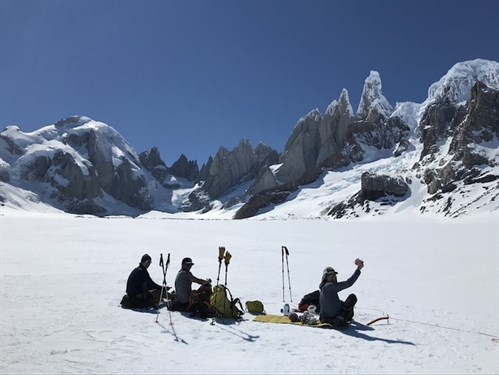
[357,70,393,122]
[0,116,189,215]
[1,59,498,218]
[424,59,499,108]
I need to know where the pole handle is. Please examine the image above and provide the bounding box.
[283,246,289,256]
[224,251,232,266]
[218,246,226,261]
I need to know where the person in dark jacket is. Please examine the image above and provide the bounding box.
[126,254,165,308]
[319,258,364,326]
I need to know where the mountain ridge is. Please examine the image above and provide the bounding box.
[1,59,498,218]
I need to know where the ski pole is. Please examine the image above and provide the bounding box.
[283,246,293,302]
[281,246,285,302]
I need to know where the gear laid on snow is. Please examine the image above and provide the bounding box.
[246,300,265,315]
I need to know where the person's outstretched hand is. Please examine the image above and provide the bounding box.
[354,258,364,270]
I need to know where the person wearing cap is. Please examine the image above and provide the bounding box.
[173,257,212,317]
[319,258,364,326]
[125,254,165,308]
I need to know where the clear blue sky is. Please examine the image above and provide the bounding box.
[1,0,498,165]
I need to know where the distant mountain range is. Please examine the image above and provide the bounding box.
[1,59,498,219]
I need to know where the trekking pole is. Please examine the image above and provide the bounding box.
[281,246,286,302]
[156,253,174,330]
[283,246,293,302]
[224,251,232,287]
[160,253,168,292]
[156,253,166,323]
[158,253,180,341]
[223,251,232,324]
[211,246,226,325]
[216,246,226,286]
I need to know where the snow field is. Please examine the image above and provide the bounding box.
[1,212,498,374]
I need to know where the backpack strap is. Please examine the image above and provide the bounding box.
[231,297,245,317]
[215,285,245,319]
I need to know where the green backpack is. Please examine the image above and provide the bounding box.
[210,285,244,319]
[245,300,265,315]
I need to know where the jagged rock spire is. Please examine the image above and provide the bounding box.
[357,71,393,122]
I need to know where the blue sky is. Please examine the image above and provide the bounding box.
[1,0,499,165]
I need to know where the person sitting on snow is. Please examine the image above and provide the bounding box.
[319,258,364,326]
[173,257,212,318]
[125,254,166,308]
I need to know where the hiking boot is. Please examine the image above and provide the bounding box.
[199,312,209,320]
[332,315,345,326]
[289,313,300,322]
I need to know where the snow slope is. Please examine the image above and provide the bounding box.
[1,209,497,374]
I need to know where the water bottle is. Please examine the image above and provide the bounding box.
[281,303,290,316]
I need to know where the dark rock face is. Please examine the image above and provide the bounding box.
[327,173,410,219]
[51,150,101,201]
[233,191,290,219]
[419,99,468,159]
[421,81,499,194]
[0,131,25,157]
[0,168,9,182]
[202,140,257,198]
[449,81,499,167]
[185,140,279,211]
[139,147,169,183]
[167,154,199,181]
[111,157,151,211]
[356,118,409,157]
[20,155,51,181]
[360,172,410,200]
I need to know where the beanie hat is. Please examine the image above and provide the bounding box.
[323,266,338,276]
[320,266,338,288]
[141,254,152,263]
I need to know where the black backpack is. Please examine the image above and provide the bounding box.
[120,291,154,309]
[298,290,320,312]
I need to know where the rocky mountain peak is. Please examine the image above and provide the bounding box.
[168,153,199,181]
[425,59,499,108]
[1,59,497,219]
[357,70,393,122]
[326,89,353,117]
[54,115,92,129]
